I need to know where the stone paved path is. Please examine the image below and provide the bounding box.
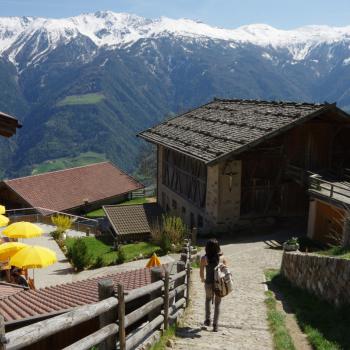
[174,233,286,350]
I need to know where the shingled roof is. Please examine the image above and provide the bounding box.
[139,99,339,164]
[0,111,21,138]
[2,162,144,213]
[0,268,151,324]
[104,203,163,236]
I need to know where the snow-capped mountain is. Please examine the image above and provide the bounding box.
[2,12,350,65]
[0,11,350,177]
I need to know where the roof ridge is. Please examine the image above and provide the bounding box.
[4,161,111,182]
[212,97,329,106]
[104,202,157,209]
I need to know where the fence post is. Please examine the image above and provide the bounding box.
[191,227,197,246]
[117,284,126,350]
[0,315,6,350]
[149,267,164,322]
[186,261,191,307]
[98,280,117,350]
[163,271,170,330]
[176,261,186,302]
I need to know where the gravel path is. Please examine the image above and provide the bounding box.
[174,234,285,350]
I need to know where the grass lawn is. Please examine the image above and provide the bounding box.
[265,270,295,350]
[65,236,161,267]
[31,152,106,175]
[57,93,105,107]
[267,269,350,350]
[316,246,350,260]
[86,197,151,218]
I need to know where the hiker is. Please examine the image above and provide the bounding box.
[11,268,29,288]
[200,238,228,332]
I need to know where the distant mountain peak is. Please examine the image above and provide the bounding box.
[0,11,350,66]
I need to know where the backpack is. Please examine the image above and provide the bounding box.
[213,263,234,297]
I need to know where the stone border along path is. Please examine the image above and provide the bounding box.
[173,235,285,350]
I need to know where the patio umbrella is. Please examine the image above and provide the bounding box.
[3,222,43,239]
[10,245,57,269]
[0,205,5,215]
[146,253,161,268]
[0,242,28,261]
[0,215,9,227]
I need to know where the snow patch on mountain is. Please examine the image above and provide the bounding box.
[1,11,350,65]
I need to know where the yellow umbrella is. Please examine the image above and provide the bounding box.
[10,245,57,269]
[3,222,43,239]
[146,253,161,268]
[0,242,28,261]
[0,215,9,227]
[0,205,5,215]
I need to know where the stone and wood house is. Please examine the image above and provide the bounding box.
[139,99,350,240]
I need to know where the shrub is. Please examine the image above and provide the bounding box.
[70,238,91,271]
[93,256,104,268]
[116,246,126,265]
[51,214,74,235]
[150,215,188,252]
[160,232,172,254]
[50,230,62,241]
[162,215,187,245]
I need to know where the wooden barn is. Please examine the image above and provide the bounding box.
[139,99,350,239]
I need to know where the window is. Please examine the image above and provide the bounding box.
[197,215,203,228]
[190,212,195,229]
[172,199,177,210]
[182,206,186,214]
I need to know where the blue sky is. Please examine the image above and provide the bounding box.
[1,0,349,29]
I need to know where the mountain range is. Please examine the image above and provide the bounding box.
[1,11,350,178]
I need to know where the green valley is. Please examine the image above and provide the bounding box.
[57,93,105,107]
[31,152,107,175]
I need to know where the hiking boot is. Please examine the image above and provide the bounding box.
[204,319,210,327]
[213,324,218,332]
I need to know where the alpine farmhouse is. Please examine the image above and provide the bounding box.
[139,99,350,242]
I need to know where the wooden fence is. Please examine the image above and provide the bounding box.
[0,241,194,350]
[6,208,99,235]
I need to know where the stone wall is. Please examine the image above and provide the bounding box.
[281,251,350,306]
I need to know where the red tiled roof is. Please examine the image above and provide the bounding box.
[0,282,27,299]
[0,268,151,324]
[0,111,21,138]
[3,162,144,212]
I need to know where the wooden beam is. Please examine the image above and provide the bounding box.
[98,280,118,350]
[62,324,118,350]
[125,315,164,350]
[124,297,163,328]
[5,297,118,350]
[118,284,126,350]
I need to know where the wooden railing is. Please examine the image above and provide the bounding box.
[0,241,194,350]
[309,176,350,202]
[6,207,99,235]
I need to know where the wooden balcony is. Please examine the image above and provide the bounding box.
[309,175,350,206]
